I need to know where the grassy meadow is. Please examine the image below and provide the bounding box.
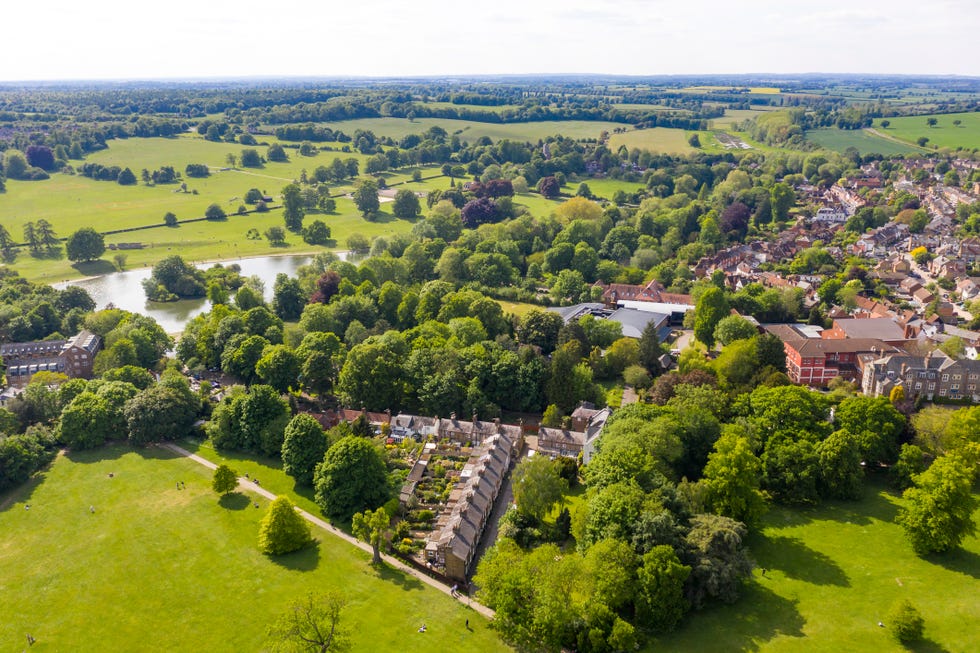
[873,112,980,150]
[607,127,701,154]
[0,135,434,282]
[0,445,507,652]
[805,128,924,156]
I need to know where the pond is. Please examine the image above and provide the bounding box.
[55,253,346,333]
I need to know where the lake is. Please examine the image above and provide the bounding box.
[55,253,345,333]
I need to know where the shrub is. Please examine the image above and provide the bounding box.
[887,599,924,643]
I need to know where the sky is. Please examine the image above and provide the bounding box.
[1,0,977,81]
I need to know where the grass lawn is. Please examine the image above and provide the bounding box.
[805,128,924,156]
[873,112,980,150]
[653,480,980,652]
[0,445,509,652]
[495,300,545,318]
[607,127,700,154]
[315,117,623,143]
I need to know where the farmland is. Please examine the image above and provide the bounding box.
[873,112,980,150]
[0,445,507,652]
[607,127,702,154]
[805,128,924,156]
[313,117,623,142]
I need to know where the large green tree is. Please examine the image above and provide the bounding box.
[513,455,567,523]
[59,392,112,450]
[391,189,421,220]
[635,545,691,632]
[897,451,978,555]
[282,183,305,231]
[352,179,380,218]
[281,414,329,486]
[693,287,729,349]
[259,496,313,555]
[313,436,389,520]
[266,591,350,653]
[65,227,106,262]
[701,430,767,526]
[212,463,238,495]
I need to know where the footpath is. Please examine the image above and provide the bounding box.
[161,443,495,619]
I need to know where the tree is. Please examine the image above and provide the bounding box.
[266,226,287,245]
[205,203,226,220]
[816,430,863,500]
[272,273,306,321]
[897,451,978,555]
[762,437,821,505]
[124,383,198,446]
[35,219,59,252]
[303,220,331,246]
[352,179,380,218]
[537,175,560,198]
[25,144,56,171]
[59,392,112,450]
[314,436,389,520]
[267,591,350,653]
[888,599,924,644]
[694,287,730,348]
[713,315,757,346]
[164,211,178,227]
[770,182,794,223]
[352,507,390,564]
[267,143,289,162]
[256,345,302,394]
[513,455,567,523]
[282,414,329,486]
[65,227,106,262]
[240,149,262,167]
[701,431,767,526]
[835,396,905,465]
[282,183,305,231]
[880,120,890,128]
[638,319,664,376]
[259,496,313,555]
[392,189,421,220]
[688,134,701,148]
[212,463,238,495]
[926,117,938,127]
[117,167,137,185]
[891,443,926,490]
[635,545,691,632]
[683,514,753,608]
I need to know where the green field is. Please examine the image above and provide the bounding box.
[873,112,980,150]
[710,109,775,130]
[607,127,702,154]
[653,481,980,652]
[420,102,524,115]
[805,128,924,156]
[317,117,623,143]
[0,135,431,282]
[0,445,507,652]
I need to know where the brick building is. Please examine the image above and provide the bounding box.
[1,330,102,386]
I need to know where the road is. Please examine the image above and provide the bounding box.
[162,442,496,619]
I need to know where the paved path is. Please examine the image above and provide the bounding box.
[162,443,495,619]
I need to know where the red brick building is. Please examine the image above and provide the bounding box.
[764,325,900,387]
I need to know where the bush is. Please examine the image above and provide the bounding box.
[887,599,924,643]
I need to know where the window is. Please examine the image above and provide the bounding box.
[928,383,935,390]
[953,374,962,381]
[969,374,978,381]
[942,374,950,381]
[969,384,976,391]
[914,382,922,390]
[940,388,947,396]
[951,384,959,391]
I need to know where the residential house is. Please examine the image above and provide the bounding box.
[862,351,980,403]
[537,404,611,462]
[423,430,518,580]
[821,317,913,346]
